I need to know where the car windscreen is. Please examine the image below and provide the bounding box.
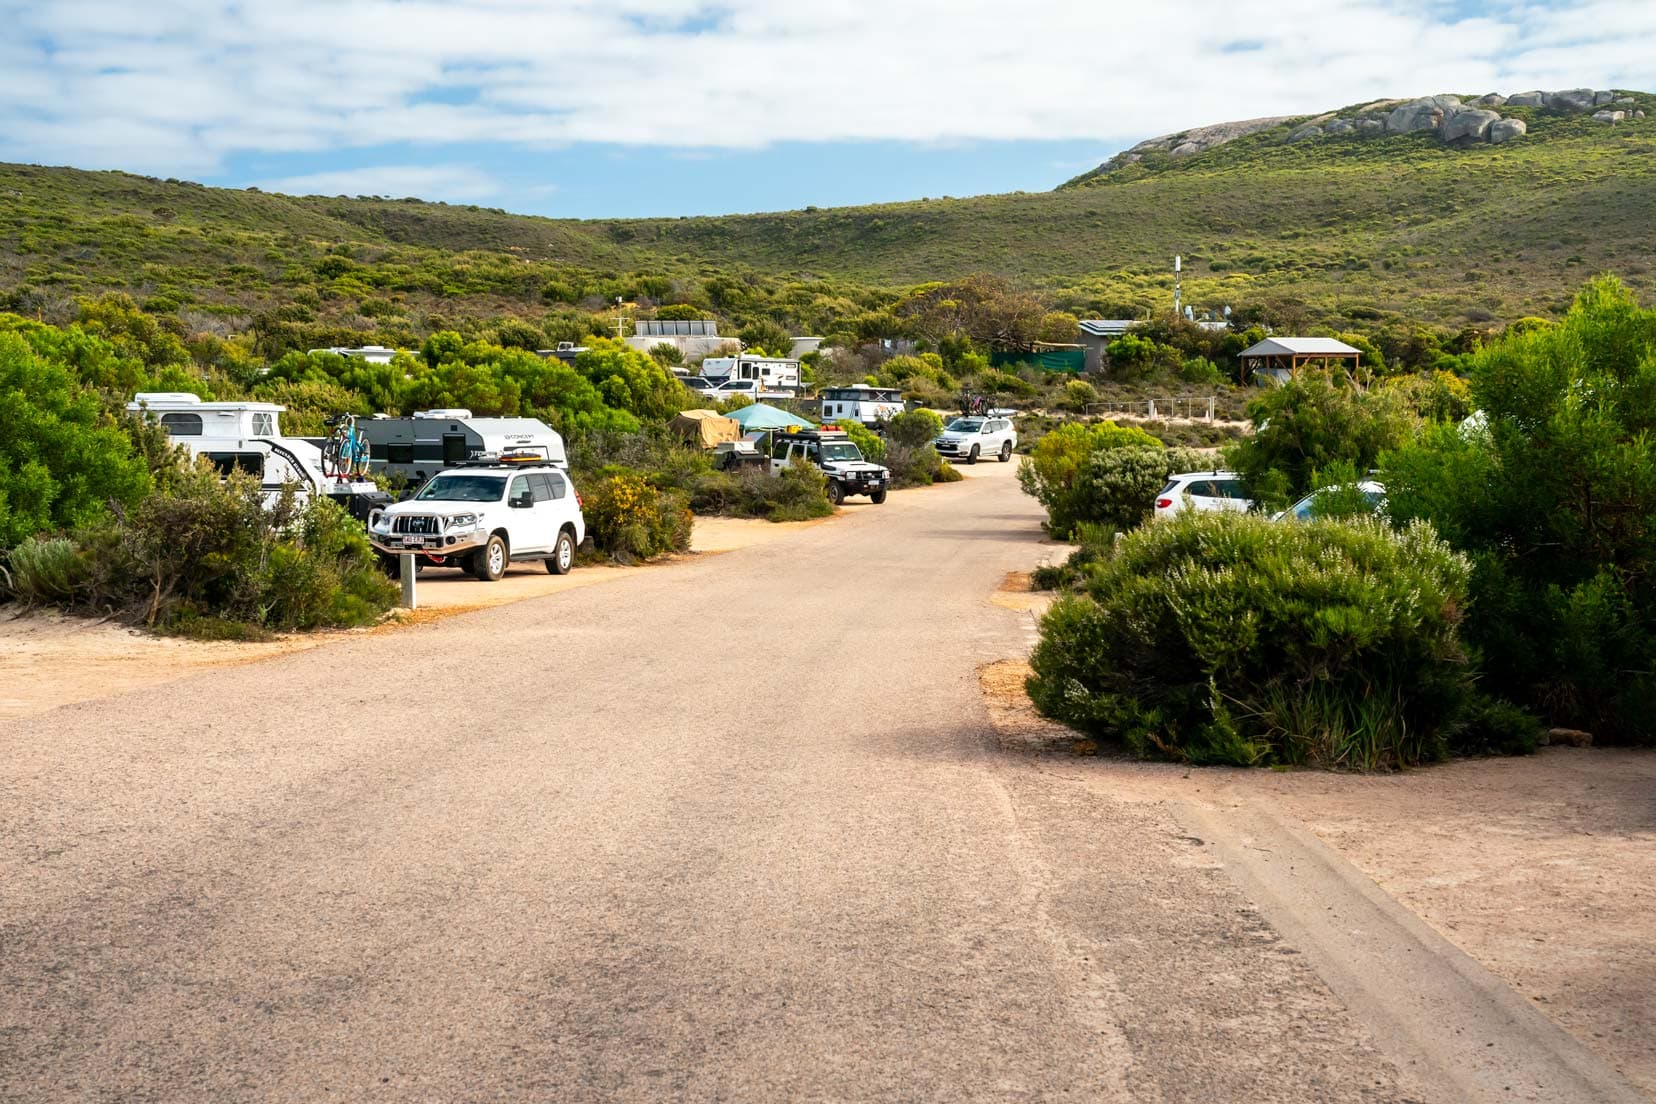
[415,474,506,502]
[820,442,864,462]
[946,419,983,432]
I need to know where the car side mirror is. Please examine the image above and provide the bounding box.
[510,494,533,508]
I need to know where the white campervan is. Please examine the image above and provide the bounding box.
[126,393,389,520]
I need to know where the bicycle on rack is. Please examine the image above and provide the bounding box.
[322,413,371,479]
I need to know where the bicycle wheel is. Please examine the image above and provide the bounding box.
[322,436,344,478]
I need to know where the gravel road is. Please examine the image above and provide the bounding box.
[0,464,1638,1102]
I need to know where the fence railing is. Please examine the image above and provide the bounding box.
[1084,396,1218,422]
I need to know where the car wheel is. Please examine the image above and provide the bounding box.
[967,444,980,465]
[378,552,402,579]
[871,486,887,504]
[826,480,845,506]
[999,440,1013,462]
[547,529,574,575]
[471,534,508,582]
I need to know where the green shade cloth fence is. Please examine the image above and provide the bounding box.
[989,348,1086,373]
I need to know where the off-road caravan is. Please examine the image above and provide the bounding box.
[698,355,801,395]
[354,410,567,486]
[818,385,905,427]
[126,393,389,520]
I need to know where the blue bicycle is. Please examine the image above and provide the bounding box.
[322,413,371,479]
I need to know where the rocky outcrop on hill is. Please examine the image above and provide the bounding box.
[1070,89,1650,184]
[1088,116,1297,173]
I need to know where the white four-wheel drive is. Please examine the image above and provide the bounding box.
[933,416,1017,464]
[368,462,585,581]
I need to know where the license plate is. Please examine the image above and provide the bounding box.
[402,537,425,547]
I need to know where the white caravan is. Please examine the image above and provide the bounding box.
[699,355,801,394]
[819,385,905,427]
[126,393,389,520]
[354,410,568,487]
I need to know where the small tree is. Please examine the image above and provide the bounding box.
[1383,276,1656,741]
[1226,372,1414,511]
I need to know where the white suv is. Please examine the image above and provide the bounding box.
[1154,471,1253,519]
[934,416,1017,464]
[368,463,585,580]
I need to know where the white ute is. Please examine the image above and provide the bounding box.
[367,460,585,581]
[933,416,1017,464]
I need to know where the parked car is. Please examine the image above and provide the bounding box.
[697,379,794,402]
[933,416,1017,464]
[679,375,713,391]
[1154,471,1253,519]
[767,428,890,505]
[1274,481,1387,522]
[367,460,585,581]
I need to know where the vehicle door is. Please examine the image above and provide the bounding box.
[505,474,549,552]
[1212,477,1252,512]
[543,470,583,542]
[769,435,793,475]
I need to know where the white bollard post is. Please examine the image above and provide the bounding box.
[400,553,417,609]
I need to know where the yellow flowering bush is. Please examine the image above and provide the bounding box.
[583,468,692,562]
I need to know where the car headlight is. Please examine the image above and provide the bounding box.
[446,514,479,530]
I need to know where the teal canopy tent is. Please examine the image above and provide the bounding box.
[724,402,816,431]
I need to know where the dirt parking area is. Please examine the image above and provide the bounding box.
[979,657,1656,1098]
[1258,749,1656,1097]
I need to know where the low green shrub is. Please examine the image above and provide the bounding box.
[583,468,693,562]
[1027,511,1475,769]
[933,460,963,483]
[15,467,398,633]
[3,536,85,603]
[685,461,833,522]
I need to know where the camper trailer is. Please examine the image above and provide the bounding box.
[698,355,801,395]
[126,393,389,520]
[818,385,905,427]
[354,411,567,486]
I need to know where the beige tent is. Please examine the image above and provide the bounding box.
[669,409,742,449]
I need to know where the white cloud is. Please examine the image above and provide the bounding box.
[256,164,501,201]
[0,0,1650,176]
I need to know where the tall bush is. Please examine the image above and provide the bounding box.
[1016,420,1162,537]
[1225,372,1414,511]
[0,332,152,548]
[1027,512,1475,769]
[1383,276,1656,741]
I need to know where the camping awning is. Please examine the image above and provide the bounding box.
[723,402,816,431]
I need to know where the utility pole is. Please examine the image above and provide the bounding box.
[615,296,625,340]
[1173,255,1182,320]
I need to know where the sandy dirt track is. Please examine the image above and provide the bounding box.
[1,459,1648,1102]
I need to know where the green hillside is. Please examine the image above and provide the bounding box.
[2,89,1653,340]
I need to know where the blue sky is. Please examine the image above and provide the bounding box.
[2,0,1652,219]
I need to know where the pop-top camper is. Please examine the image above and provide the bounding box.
[818,385,905,427]
[354,410,567,486]
[126,393,389,520]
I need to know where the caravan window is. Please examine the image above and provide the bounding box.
[159,412,203,437]
[250,412,275,435]
[206,452,263,477]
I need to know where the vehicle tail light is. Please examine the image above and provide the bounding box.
[575,491,584,508]
[1156,498,1173,509]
